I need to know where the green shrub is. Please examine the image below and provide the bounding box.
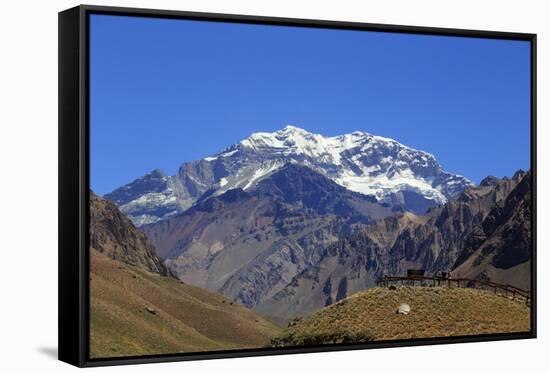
[270,329,373,347]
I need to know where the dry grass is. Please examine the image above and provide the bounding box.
[90,250,281,358]
[271,286,530,346]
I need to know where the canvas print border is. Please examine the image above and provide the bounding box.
[59,5,537,367]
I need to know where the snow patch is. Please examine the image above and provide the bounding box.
[243,163,284,190]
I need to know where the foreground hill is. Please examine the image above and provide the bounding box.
[90,251,281,358]
[271,286,530,347]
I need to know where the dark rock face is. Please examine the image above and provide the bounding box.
[252,164,386,218]
[488,172,531,268]
[89,192,173,277]
[453,171,531,288]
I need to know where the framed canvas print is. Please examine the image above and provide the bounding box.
[58,5,537,367]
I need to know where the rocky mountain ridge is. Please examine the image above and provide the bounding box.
[105,126,474,226]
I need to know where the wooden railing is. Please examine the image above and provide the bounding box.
[376,275,531,305]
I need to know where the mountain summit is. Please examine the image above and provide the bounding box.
[105,126,473,226]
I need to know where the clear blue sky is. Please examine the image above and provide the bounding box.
[90,14,531,195]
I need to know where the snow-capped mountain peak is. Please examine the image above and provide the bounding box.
[105,125,474,226]
[236,125,438,168]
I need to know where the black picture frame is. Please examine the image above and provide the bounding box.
[59,4,537,368]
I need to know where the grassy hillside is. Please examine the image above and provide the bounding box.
[271,286,530,347]
[90,250,281,358]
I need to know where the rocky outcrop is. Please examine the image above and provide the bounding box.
[452,171,532,289]
[90,192,173,277]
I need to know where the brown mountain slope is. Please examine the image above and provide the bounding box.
[90,250,281,358]
[89,192,281,358]
[141,164,395,309]
[271,286,530,347]
[90,192,172,276]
